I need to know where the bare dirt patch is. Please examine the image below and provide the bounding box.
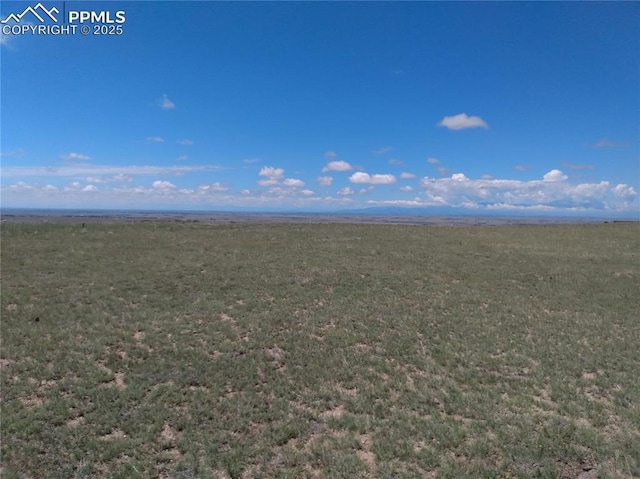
[102,372,127,391]
[66,416,86,428]
[100,429,127,440]
[0,358,16,370]
[160,423,180,443]
[265,346,286,370]
[356,433,376,476]
[19,395,45,409]
[321,404,345,419]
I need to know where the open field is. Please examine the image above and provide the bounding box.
[1,221,639,478]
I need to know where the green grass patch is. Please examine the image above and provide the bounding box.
[1,222,639,478]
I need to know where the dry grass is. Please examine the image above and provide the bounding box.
[1,221,639,478]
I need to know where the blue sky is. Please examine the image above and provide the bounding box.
[1,1,638,215]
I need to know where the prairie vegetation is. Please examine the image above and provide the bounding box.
[1,221,638,478]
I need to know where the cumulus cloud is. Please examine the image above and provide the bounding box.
[152,180,176,189]
[438,113,488,130]
[400,186,413,192]
[337,187,354,195]
[324,151,337,159]
[322,160,353,172]
[283,178,305,187]
[177,139,193,146]
[543,169,568,182]
[258,166,285,186]
[613,184,637,198]
[146,136,165,143]
[157,94,175,110]
[349,172,397,185]
[419,170,637,210]
[400,172,416,179]
[317,176,333,187]
[60,152,91,161]
[427,157,440,164]
[82,185,98,192]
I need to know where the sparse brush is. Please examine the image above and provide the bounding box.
[1,222,638,478]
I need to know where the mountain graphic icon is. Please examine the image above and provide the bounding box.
[1,3,59,23]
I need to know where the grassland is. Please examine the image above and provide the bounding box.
[1,221,638,478]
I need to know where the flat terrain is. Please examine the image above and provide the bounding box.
[1,222,638,478]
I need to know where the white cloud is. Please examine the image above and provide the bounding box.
[400,186,414,192]
[373,146,393,155]
[197,183,228,193]
[419,170,637,210]
[258,166,285,186]
[157,94,175,110]
[427,157,440,164]
[4,171,636,213]
[1,164,218,179]
[146,136,165,143]
[388,159,405,167]
[176,155,188,161]
[349,172,397,185]
[543,169,568,182]
[152,180,176,189]
[337,187,354,195]
[322,160,353,172]
[0,149,26,158]
[283,178,305,187]
[438,113,488,130]
[60,152,91,161]
[317,176,333,187]
[178,139,193,146]
[86,174,133,184]
[561,162,595,170]
[613,184,637,198]
[0,32,10,47]
[400,172,416,179]
[437,167,449,176]
[324,151,337,159]
[593,139,629,148]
